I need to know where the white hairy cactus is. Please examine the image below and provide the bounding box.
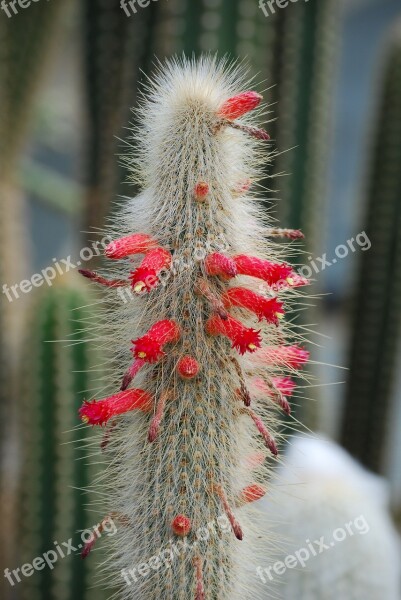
[78,56,310,600]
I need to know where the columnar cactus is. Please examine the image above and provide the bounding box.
[79,57,309,600]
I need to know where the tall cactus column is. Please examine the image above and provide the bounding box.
[18,280,108,600]
[79,58,310,600]
[341,26,401,473]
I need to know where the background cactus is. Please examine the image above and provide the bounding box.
[17,278,109,600]
[79,57,311,600]
[262,436,401,599]
[340,23,401,474]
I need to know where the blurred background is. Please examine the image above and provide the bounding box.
[1,0,400,598]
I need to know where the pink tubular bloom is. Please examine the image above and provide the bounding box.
[79,389,152,426]
[233,254,294,286]
[206,314,261,355]
[204,252,237,279]
[105,233,158,259]
[252,344,309,369]
[132,319,180,363]
[223,287,284,325]
[129,247,172,293]
[218,91,262,120]
[251,376,295,398]
[240,484,266,504]
[78,269,127,288]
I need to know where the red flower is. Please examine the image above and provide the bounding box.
[206,314,261,355]
[234,254,294,286]
[271,376,296,396]
[251,376,295,398]
[105,233,157,259]
[129,247,172,293]
[79,389,152,426]
[132,319,180,362]
[177,355,200,379]
[240,484,266,504]
[171,515,192,537]
[223,287,284,325]
[252,344,309,369]
[204,253,237,279]
[218,91,262,120]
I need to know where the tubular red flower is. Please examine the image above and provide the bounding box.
[204,252,237,279]
[223,287,284,325]
[105,233,158,259]
[177,355,200,379]
[218,91,262,120]
[240,484,266,504]
[171,515,192,537]
[244,408,278,456]
[252,344,309,369]
[79,389,152,426]
[206,314,261,355]
[132,319,180,362]
[233,254,294,286]
[129,247,172,293]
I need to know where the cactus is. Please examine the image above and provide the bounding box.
[340,23,401,473]
[262,436,401,599]
[78,57,310,600]
[17,279,109,600]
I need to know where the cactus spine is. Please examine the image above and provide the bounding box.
[80,57,309,599]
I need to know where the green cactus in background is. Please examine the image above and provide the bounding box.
[82,0,162,233]
[341,23,401,473]
[16,279,109,600]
